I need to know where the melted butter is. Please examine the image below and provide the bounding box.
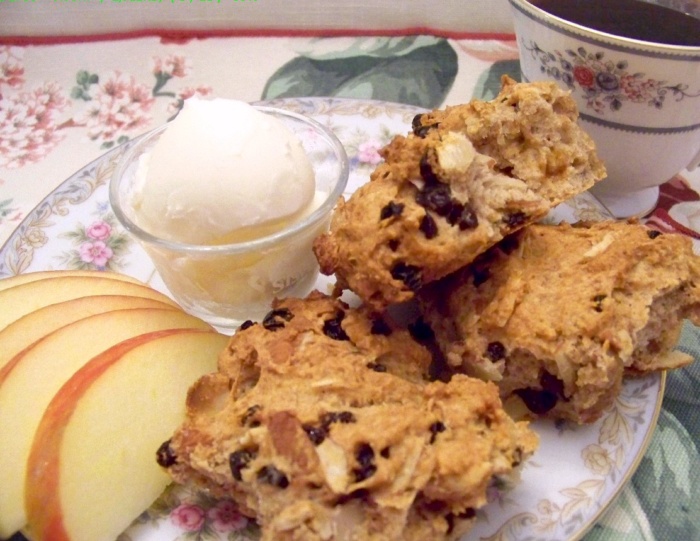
[200,189,327,246]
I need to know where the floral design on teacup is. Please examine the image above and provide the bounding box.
[524,41,700,114]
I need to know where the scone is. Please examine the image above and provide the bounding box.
[419,221,700,424]
[158,292,538,541]
[314,76,606,310]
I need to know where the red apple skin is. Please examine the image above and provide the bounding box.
[0,306,212,538]
[24,328,222,541]
[24,331,175,541]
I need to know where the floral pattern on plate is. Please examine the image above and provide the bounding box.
[0,98,661,541]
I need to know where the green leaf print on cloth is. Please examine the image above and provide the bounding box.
[583,409,700,541]
[584,484,655,541]
[664,321,700,445]
[472,59,521,100]
[583,321,700,541]
[262,37,457,109]
[632,409,700,540]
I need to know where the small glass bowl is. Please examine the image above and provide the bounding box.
[110,106,349,331]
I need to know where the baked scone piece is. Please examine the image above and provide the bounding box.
[314,76,605,310]
[159,292,538,541]
[419,221,700,424]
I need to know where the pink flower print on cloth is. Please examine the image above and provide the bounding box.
[0,46,25,90]
[0,81,68,169]
[152,54,192,80]
[75,70,155,144]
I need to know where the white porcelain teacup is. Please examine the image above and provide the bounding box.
[509,0,700,218]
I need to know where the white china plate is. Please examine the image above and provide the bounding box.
[0,97,663,541]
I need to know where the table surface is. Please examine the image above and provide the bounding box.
[1,32,699,541]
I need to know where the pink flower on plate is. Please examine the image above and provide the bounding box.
[152,54,192,79]
[78,240,114,267]
[0,46,25,90]
[86,220,112,241]
[207,500,248,533]
[358,140,383,165]
[76,71,155,142]
[0,81,68,168]
[170,503,206,532]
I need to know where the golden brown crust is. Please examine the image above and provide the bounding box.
[314,76,606,311]
[420,221,700,424]
[421,75,602,196]
[162,292,537,541]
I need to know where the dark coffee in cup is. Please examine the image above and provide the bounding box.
[528,0,700,47]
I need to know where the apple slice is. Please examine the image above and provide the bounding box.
[0,270,145,292]
[25,328,228,541]
[0,307,212,539]
[0,295,177,374]
[0,275,179,330]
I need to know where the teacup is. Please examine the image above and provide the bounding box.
[508,0,700,218]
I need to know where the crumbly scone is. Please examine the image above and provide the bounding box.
[419,221,700,424]
[313,76,606,310]
[417,75,605,198]
[159,292,538,541]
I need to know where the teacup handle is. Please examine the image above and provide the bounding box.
[689,146,700,171]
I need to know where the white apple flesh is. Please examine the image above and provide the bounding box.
[0,270,145,292]
[0,275,179,330]
[0,295,176,374]
[25,329,228,541]
[0,307,211,538]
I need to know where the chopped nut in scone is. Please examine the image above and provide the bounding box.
[159,292,538,541]
[314,76,605,310]
[420,221,700,424]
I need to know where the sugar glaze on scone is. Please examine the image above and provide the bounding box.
[420,221,700,424]
[159,292,538,541]
[314,76,605,310]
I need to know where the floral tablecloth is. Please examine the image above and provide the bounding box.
[1,32,700,541]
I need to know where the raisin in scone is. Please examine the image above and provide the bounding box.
[419,221,700,424]
[159,292,538,541]
[314,76,605,310]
